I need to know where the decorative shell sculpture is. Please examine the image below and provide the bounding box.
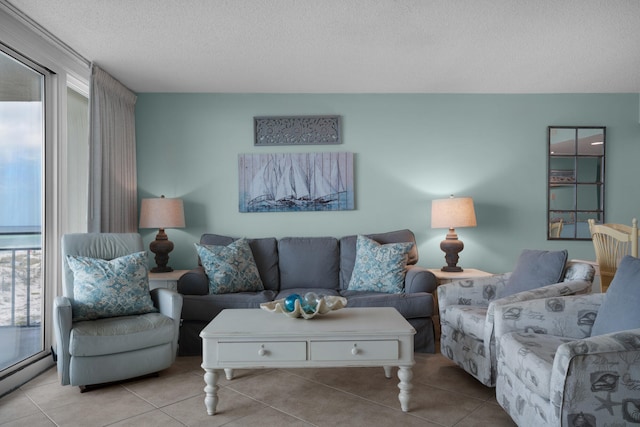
[260,292,347,319]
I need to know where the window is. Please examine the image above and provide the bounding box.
[0,5,90,394]
[0,47,46,374]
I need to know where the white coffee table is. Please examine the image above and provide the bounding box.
[200,307,416,415]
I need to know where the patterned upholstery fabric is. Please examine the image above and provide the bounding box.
[66,251,157,321]
[495,293,640,426]
[347,235,414,293]
[438,260,595,387]
[195,239,264,294]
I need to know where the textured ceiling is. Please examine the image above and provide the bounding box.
[5,0,640,93]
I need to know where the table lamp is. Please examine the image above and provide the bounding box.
[139,195,185,272]
[431,195,477,272]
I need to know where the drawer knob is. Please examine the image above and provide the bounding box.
[258,345,266,357]
[351,344,359,356]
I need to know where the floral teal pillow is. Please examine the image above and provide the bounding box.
[195,238,264,294]
[347,235,414,294]
[66,251,157,321]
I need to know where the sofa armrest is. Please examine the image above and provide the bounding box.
[53,296,72,385]
[437,273,510,315]
[177,267,209,295]
[549,328,640,418]
[493,293,604,342]
[405,265,437,294]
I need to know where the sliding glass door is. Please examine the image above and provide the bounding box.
[0,48,46,374]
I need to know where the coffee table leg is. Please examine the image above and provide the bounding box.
[203,369,220,415]
[397,366,413,412]
[383,366,392,378]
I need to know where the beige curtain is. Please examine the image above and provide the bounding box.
[88,64,138,232]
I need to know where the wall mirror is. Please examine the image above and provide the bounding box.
[548,126,605,240]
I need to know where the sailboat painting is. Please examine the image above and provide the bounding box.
[239,152,354,213]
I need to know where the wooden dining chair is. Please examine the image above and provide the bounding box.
[549,218,563,238]
[588,218,638,292]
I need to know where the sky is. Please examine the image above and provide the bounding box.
[0,102,42,229]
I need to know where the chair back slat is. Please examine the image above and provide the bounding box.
[588,218,638,292]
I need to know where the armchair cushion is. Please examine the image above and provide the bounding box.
[347,235,414,293]
[501,249,568,297]
[442,305,487,340]
[195,238,264,294]
[591,255,640,336]
[499,332,573,400]
[66,251,157,321]
[70,313,175,356]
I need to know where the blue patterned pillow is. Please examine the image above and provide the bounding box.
[195,238,264,294]
[347,235,414,294]
[66,251,157,321]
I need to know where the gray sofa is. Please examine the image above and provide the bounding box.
[177,229,438,355]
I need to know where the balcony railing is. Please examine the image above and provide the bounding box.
[0,232,42,372]
[0,230,42,329]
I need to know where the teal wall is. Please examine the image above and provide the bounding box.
[136,93,640,273]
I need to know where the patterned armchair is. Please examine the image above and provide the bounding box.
[437,259,594,387]
[494,292,640,426]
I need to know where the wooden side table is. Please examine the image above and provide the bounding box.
[427,268,493,285]
[149,269,189,292]
[427,268,493,342]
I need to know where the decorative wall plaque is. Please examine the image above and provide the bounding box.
[254,115,341,146]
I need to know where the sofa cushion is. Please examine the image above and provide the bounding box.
[500,249,568,298]
[66,251,157,321]
[181,290,277,322]
[591,255,640,336]
[276,288,341,300]
[195,239,264,294]
[340,290,433,318]
[278,237,340,290]
[347,235,414,294]
[200,234,279,291]
[340,229,418,289]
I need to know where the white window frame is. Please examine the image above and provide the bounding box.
[0,2,90,395]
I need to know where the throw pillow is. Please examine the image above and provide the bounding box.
[66,251,157,321]
[347,235,414,294]
[591,255,640,336]
[195,238,264,294]
[501,249,568,298]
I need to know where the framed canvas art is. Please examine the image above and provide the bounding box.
[239,152,354,213]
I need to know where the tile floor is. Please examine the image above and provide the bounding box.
[0,352,516,427]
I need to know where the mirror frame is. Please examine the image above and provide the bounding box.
[547,126,606,240]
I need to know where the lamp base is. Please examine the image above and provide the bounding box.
[150,266,174,273]
[440,228,465,272]
[149,228,174,273]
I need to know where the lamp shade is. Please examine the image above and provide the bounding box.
[431,196,477,229]
[139,196,185,229]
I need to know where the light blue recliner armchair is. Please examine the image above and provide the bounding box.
[53,233,182,389]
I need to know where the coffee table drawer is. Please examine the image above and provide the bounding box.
[218,341,307,362]
[310,340,398,361]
